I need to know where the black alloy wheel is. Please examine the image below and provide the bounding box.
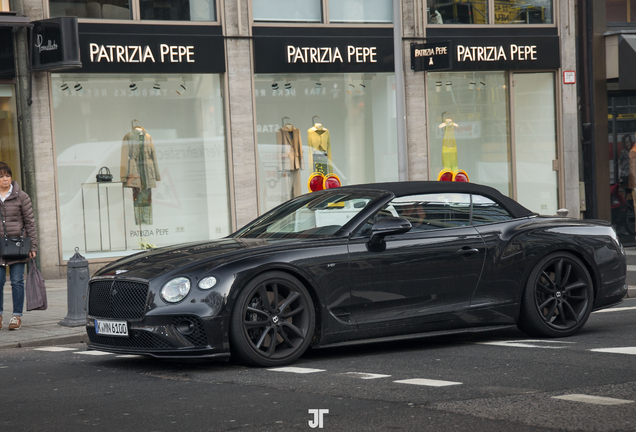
[518,252,593,338]
[230,271,315,367]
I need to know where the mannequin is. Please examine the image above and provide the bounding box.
[276,120,304,198]
[120,122,160,226]
[307,122,332,175]
[439,118,459,171]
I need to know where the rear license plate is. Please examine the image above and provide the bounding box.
[94,319,128,337]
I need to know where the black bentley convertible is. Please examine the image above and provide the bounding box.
[86,182,627,366]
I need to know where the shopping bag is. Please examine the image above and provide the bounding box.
[26,259,47,311]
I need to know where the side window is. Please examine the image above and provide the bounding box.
[471,194,513,225]
[391,193,471,232]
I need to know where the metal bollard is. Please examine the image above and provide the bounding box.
[59,247,89,327]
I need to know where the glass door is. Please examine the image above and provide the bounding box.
[0,84,21,182]
[512,72,558,215]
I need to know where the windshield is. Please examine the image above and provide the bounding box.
[232,191,380,239]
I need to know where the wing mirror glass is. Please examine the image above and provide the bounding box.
[369,217,412,245]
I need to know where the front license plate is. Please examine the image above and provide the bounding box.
[94,319,128,337]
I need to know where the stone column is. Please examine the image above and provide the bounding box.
[402,0,428,180]
[224,0,259,229]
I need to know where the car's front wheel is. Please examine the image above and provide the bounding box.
[230,271,315,367]
[518,252,593,338]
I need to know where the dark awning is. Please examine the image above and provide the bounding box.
[0,12,32,28]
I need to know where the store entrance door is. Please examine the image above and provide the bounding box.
[0,83,21,182]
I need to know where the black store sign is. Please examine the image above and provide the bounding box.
[76,23,225,74]
[0,29,14,78]
[254,28,394,74]
[32,17,82,72]
[412,36,560,72]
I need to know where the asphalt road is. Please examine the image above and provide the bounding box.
[1,299,635,432]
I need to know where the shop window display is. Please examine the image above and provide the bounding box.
[427,71,512,196]
[0,85,21,183]
[48,0,216,21]
[254,73,398,213]
[51,74,230,260]
[426,0,553,25]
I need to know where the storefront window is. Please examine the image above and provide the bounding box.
[252,0,322,23]
[427,71,512,197]
[607,0,636,23]
[254,73,398,213]
[513,72,558,215]
[48,0,216,21]
[426,0,553,25]
[0,84,21,183]
[51,74,230,260]
[329,0,392,23]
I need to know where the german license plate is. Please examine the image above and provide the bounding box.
[94,319,128,337]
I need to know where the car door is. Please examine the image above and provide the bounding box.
[347,193,486,330]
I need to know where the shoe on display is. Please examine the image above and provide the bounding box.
[8,316,21,330]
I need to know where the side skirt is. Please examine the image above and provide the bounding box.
[316,324,517,349]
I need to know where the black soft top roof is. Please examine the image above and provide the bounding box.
[340,181,535,219]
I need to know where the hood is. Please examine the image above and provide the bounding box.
[93,237,302,279]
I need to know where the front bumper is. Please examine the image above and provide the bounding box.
[86,314,231,359]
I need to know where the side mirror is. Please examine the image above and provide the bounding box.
[369,217,412,245]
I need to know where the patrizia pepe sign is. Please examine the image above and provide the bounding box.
[76,23,225,74]
[412,36,560,72]
[254,28,394,74]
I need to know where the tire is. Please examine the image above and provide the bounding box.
[518,252,593,338]
[230,271,315,367]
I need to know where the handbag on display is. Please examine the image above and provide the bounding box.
[26,259,47,311]
[96,166,113,182]
[0,206,30,260]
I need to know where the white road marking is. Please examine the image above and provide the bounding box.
[268,367,325,374]
[342,372,391,380]
[627,265,636,271]
[625,249,636,256]
[394,378,462,387]
[73,351,113,356]
[116,355,143,358]
[33,347,76,352]
[590,347,636,355]
[594,306,636,313]
[552,394,634,405]
[478,340,574,349]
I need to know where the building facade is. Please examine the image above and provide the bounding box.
[9,0,578,278]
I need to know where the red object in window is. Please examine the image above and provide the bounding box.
[308,173,325,192]
[439,171,453,181]
[454,172,469,182]
[323,174,341,189]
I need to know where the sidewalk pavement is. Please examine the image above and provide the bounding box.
[0,279,88,350]
[0,278,635,351]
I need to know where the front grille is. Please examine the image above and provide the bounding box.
[88,280,149,320]
[87,327,176,349]
[172,316,209,347]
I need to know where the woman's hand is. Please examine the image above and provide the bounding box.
[29,251,36,259]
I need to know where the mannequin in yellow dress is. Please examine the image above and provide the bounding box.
[439,118,459,171]
[307,122,332,175]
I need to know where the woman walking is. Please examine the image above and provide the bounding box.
[0,162,37,330]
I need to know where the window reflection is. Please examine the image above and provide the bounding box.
[426,0,553,25]
[49,0,132,19]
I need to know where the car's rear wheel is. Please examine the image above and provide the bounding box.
[518,252,593,338]
[230,271,315,367]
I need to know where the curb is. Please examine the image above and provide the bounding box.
[0,333,88,350]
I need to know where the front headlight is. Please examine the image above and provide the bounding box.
[198,276,218,290]
[161,277,191,303]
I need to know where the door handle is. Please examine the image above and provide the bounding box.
[455,247,480,256]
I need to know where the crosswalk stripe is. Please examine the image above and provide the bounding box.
[624,249,636,256]
[394,378,462,387]
[627,265,636,271]
[343,372,391,379]
[590,347,636,355]
[594,306,636,313]
[268,367,325,374]
[478,340,573,349]
[33,347,76,352]
[73,351,113,356]
[552,394,634,405]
